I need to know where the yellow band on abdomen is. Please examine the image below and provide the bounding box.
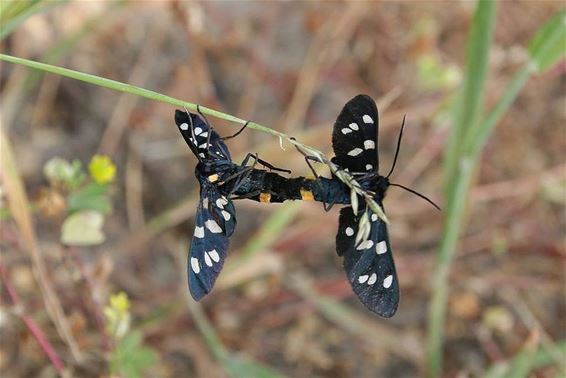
[259,192,271,203]
[300,188,314,201]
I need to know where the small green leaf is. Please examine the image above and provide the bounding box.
[68,183,112,214]
[527,10,566,73]
[110,331,158,378]
[61,210,105,246]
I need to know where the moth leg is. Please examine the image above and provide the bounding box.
[293,143,336,212]
[230,189,262,201]
[221,121,249,141]
[196,105,216,159]
[224,152,259,183]
[254,157,291,174]
[220,153,260,195]
[238,152,291,174]
[304,155,337,212]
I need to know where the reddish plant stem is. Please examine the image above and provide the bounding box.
[0,263,66,375]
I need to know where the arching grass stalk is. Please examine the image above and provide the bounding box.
[0,53,387,223]
[427,6,565,377]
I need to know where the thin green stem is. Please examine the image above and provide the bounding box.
[444,0,496,184]
[0,53,388,223]
[427,158,474,377]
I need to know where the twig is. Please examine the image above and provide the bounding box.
[0,128,84,362]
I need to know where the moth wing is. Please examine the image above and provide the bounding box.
[175,110,231,161]
[336,205,399,317]
[188,186,235,301]
[207,187,237,237]
[331,94,379,173]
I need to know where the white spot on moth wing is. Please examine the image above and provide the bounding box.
[199,153,205,158]
[368,273,377,285]
[194,127,203,135]
[371,213,378,222]
[199,143,208,149]
[204,250,221,266]
[221,210,231,221]
[190,257,200,274]
[205,219,222,233]
[345,227,354,236]
[194,226,205,238]
[180,123,189,131]
[358,275,369,283]
[208,249,220,262]
[356,239,374,250]
[364,140,375,150]
[202,197,209,209]
[383,275,393,288]
[376,241,387,255]
[362,115,374,124]
[341,128,353,135]
[204,252,212,267]
[347,148,363,157]
[349,122,359,131]
[200,132,208,138]
[216,197,228,208]
[366,164,373,171]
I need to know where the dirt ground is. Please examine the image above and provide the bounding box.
[1,1,564,377]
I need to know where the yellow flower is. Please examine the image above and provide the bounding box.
[89,155,116,184]
[105,292,131,339]
[110,292,130,312]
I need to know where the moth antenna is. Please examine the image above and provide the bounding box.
[386,115,406,178]
[389,183,441,211]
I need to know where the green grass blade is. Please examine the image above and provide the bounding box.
[428,2,497,376]
[527,9,566,73]
[468,7,566,159]
[0,0,66,40]
[0,54,319,155]
[444,0,496,183]
[428,6,564,377]
[0,53,199,112]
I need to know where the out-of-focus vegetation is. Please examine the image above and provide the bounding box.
[1,2,564,377]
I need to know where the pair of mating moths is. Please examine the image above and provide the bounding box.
[175,94,430,318]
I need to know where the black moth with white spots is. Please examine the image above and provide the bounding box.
[175,111,237,300]
[331,94,398,317]
[175,109,349,301]
[175,94,429,317]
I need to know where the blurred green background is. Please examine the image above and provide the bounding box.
[1,1,564,377]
